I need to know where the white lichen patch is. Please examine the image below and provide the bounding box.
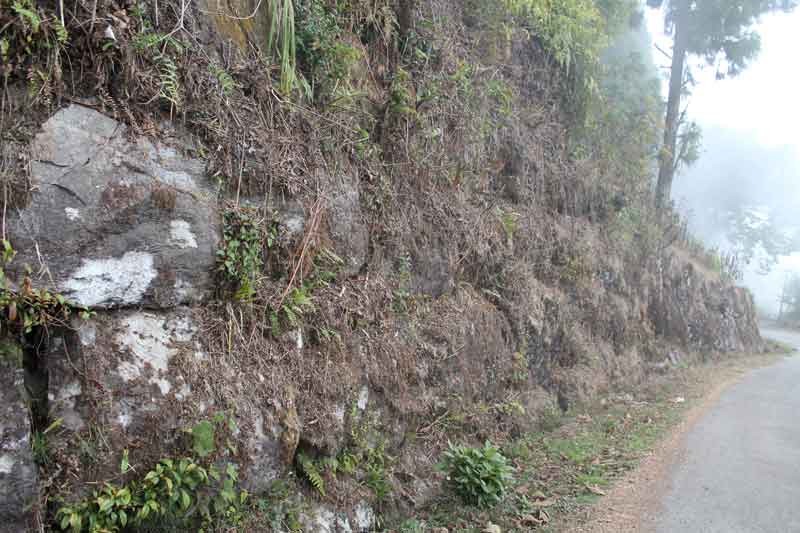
[354,501,375,532]
[117,412,132,428]
[357,386,369,411]
[116,313,174,375]
[63,251,156,307]
[174,277,199,302]
[175,383,192,401]
[336,515,353,533]
[64,207,81,220]
[314,509,337,533]
[0,454,15,474]
[156,379,172,395]
[333,405,346,427]
[77,322,96,346]
[114,312,194,397]
[169,220,198,249]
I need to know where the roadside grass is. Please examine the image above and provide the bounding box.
[398,351,783,532]
[414,395,688,532]
[762,338,797,356]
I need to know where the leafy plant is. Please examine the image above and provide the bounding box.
[398,519,426,533]
[0,240,93,334]
[497,208,520,245]
[297,453,326,497]
[191,420,216,458]
[439,441,514,507]
[487,78,514,117]
[131,31,184,109]
[363,442,392,501]
[0,0,69,100]
[56,451,247,532]
[217,210,264,300]
[389,68,417,118]
[31,417,62,466]
[502,0,636,119]
[210,64,240,96]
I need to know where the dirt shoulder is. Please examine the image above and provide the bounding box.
[562,352,787,533]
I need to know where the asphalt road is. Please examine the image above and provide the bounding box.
[654,328,800,532]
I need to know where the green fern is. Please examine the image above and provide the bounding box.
[155,53,181,109]
[298,454,326,497]
[132,32,183,54]
[210,64,239,96]
[12,0,41,33]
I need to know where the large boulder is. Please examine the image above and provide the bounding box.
[0,354,37,532]
[8,104,219,309]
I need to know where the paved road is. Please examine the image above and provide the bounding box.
[654,328,800,532]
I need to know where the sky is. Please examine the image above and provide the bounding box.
[645,7,800,315]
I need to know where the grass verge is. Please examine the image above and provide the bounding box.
[398,351,784,532]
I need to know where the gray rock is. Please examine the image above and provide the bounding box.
[47,309,291,495]
[49,310,201,441]
[323,171,368,277]
[0,357,37,530]
[9,104,219,309]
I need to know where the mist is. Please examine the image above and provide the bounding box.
[646,8,800,316]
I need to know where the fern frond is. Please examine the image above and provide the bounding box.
[299,454,326,497]
[12,0,41,33]
[155,53,181,109]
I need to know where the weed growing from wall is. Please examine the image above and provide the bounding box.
[55,416,248,532]
[217,210,266,300]
[0,240,92,334]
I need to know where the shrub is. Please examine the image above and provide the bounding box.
[439,441,514,507]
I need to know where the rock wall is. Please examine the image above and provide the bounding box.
[0,1,764,529]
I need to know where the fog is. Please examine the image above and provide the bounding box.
[646,9,800,316]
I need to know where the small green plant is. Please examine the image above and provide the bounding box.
[131,31,185,110]
[56,418,247,532]
[0,240,93,334]
[389,68,417,118]
[487,78,514,117]
[363,441,392,501]
[497,208,520,245]
[191,420,216,458]
[297,453,326,497]
[31,418,62,466]
[210,64,239,96]
[398,519,426,533]
[269,283,315,334]
[256,479,303,531]
[217,210,264,300]
[1,0,68,85]
[538,405,565,432]
[439,441,514,508]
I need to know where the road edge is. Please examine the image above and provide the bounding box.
[568,354,785,533]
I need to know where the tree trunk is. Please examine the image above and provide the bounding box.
[655,0,689,209]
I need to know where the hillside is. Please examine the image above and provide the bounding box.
[0,0,762,531]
